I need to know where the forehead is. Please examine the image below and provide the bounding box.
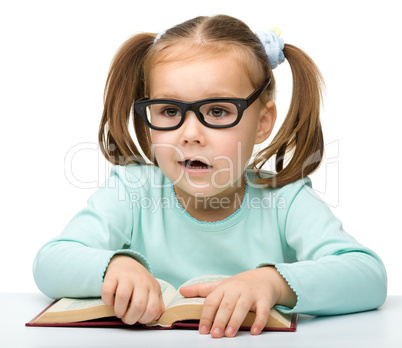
[145,43,254,100]
[147,52,255,100]
[145,42,261,89]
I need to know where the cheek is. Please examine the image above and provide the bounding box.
[151,131,178,162]
[213,135,255,174]
[152,144,181,165]
[237,119,260,158]
[150,130,165,146]
[227,130,256,162]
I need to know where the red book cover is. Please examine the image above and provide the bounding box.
[26,299,297,332]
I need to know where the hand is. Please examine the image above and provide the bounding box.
[179,267,296,338]
[101,255,165,325]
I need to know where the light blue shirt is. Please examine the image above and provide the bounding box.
[33,164,387,315]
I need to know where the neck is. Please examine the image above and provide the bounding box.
[173,178,247,222]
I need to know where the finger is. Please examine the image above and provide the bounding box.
[137,290,164,324]
[122,287,148,325]
[210,293,241,338]
[151,281,165,320]
[159,290,166,318]
[101,278,117,307]
[250,301,271,335]
[154,296,165,320]
[113,281,133,319]
[224,296,253,338]
[153,287,166,320]
[180,281,219,298]
[198,289,223,336]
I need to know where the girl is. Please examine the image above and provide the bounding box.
[33,15,387,338]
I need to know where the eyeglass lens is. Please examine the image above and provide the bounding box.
[145,102,239,128]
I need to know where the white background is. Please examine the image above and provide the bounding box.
[1,0,401,295]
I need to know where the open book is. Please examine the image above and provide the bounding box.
[26,275,297,331]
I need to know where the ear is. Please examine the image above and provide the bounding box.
[255,101,277,144]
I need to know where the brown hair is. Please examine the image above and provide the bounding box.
[98,14,324,187]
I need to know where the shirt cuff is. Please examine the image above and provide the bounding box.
[257,262,299,314]
[102,249,152,280]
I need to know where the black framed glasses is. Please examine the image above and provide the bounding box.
[134,79,271,131]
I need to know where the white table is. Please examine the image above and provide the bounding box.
[1,293,401,347]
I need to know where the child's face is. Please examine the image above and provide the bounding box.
[148,51,276,200]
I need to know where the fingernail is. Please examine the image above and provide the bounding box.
[252,327,260,335]
[200,325,209,334]
[226,327,235,336]
[212,327,222,337]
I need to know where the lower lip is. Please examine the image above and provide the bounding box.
[179,162,213,175]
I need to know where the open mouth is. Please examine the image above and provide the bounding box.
[180,159,212,169]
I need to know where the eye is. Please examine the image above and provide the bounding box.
[208,107,228,118]
[162,107,181,118]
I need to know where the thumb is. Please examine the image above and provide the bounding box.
[179,281,220,298]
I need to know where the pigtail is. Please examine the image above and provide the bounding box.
[251,44,325,187]
[98,33,155,165]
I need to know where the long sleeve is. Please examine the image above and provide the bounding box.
[33,170,150,299]
[33,164,387,312]
[269,179,387,315]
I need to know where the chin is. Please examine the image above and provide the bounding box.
[180,180,243,199]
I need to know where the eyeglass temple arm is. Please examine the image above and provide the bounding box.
[246,79,271,106]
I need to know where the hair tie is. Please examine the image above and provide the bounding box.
[154,29,167,44]
[255,28,285,69]
[154,24,177,44]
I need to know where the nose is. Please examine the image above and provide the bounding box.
[180,111,205,145]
